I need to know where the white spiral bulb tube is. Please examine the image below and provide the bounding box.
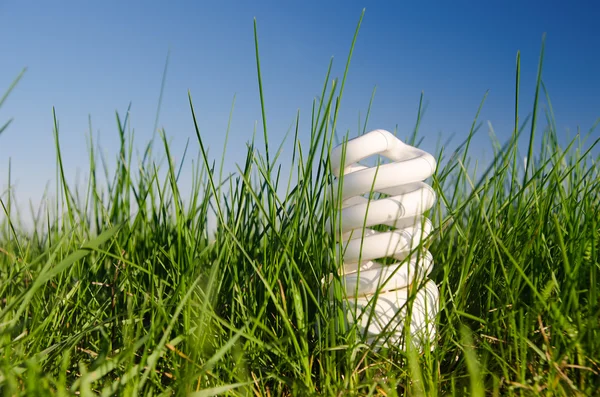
[327,129,440,348]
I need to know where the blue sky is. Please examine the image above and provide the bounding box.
[1,0,599,212]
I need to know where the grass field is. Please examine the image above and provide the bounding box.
[1,15,599,396]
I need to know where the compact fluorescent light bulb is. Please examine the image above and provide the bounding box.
[328,129,440,349]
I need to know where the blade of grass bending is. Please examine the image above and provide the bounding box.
[218,94,236,199]
[284,110,300,200]
[408,91,426,145]
[510,51,521,197]
[314,58,334,133]
[52,108,76,228]
[189,92,223,223]
[520,34,546,201]
[195,326,245,378]
[188,381,255,397]
[361,86,377,135]
[253,19,279,229]
[109,106,131,223]
[0,119,13,136]
[253,18,270,170]
[331,9,365,133]
[7,158,12,237]
[0,197,22,256]
[541,81,558,151]
[0,67,26,109]
[142,49,171,166]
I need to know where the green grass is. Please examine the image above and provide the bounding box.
[1,13,600,396]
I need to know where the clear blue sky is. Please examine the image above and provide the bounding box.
[1,0,599,211]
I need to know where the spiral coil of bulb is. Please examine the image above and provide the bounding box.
[328,129,439,348]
